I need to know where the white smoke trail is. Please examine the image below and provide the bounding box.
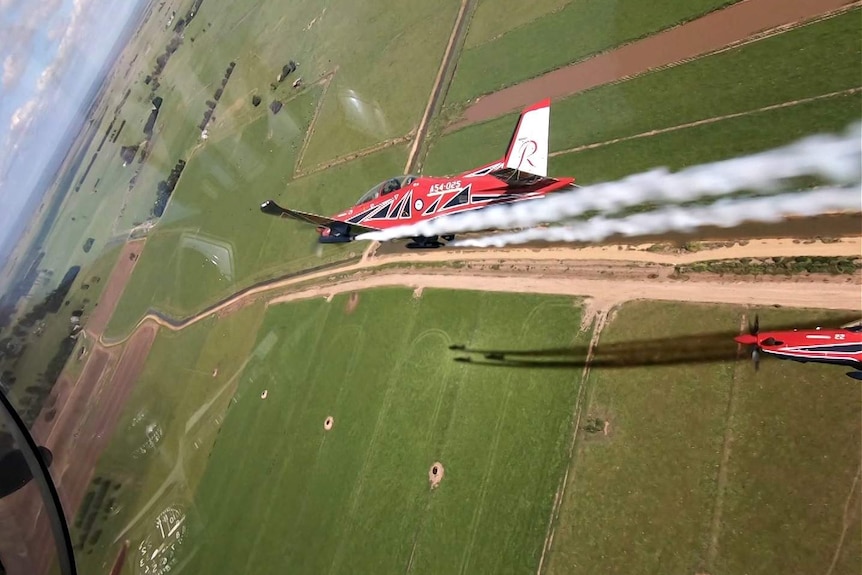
[452,187,859,247]
[356,123,861,242]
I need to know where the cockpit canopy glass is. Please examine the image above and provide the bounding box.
[355,175,418,205]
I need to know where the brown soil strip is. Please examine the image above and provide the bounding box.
[448,0,855,129]
[108,540,130,575]
[0,345,110,575]
[1,324,157,575]
[57,324,158,522]
[549,87,862,157]
[85,238,147,338]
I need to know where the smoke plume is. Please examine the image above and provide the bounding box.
[356,123,861,244]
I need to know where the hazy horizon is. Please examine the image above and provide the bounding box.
[0,0,148,262]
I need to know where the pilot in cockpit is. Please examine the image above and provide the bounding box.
[370,178,402,201]
[380,178,402,195]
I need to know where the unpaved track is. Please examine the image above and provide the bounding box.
[449,0,856,129]
[268,268,861,311]
[109,236,861,340]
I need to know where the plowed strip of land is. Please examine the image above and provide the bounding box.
[59,325,157,522]
[86,238,146,338]
[11,325,157,575]
[449,0,855,129]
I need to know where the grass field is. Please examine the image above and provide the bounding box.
[136,0,460,170]
[104,143,407,339]
[12,0,861,573]
[550,92,862,185]
[175,289,588,574]
[80,290,861,575]
[446,0,739,106]
[73,301,266,573]
[464,0,571,50]
[424,10,862,176]
[547,301,861,575]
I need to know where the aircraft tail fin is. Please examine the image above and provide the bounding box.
[502,98,550,178]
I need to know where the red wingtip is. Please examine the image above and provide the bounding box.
[734,334,757,345]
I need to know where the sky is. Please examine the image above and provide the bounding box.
[0,0,146,254]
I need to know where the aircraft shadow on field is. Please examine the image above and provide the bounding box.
[449,316,861,371]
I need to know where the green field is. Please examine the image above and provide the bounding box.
[73,301,265,572]
[10,0,861,573]
[547,302,861,575]
[135,0,460,170]
[446,0,740,106]
[104,142,407,339]
[77,291,862,574]
[464,0,571,50]
[82,289,586,573]
[425,10,862,177]
[185,289,588,574]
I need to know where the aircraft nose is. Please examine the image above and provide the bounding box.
[735,334,757,345]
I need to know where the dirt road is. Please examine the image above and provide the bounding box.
[269,266,861,311]
[449,0,856,129]
[106,236,861,340]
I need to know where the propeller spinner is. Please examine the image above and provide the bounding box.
[734,314,761,371]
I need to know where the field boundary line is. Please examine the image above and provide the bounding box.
[296,133,414,180]
[464,1,580,52]
[445,0,857,131]
[552,1,862,117]
[825,463,862,575]
[293,67,339,176]
[404,0,476,174]
[703,313,748,569]
[550,87,862,157]
[458,384,513,575]
[536,306,610,575]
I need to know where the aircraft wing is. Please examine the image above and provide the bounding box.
[260,200,381,235]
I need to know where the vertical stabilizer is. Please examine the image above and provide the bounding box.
[503,98,550,177]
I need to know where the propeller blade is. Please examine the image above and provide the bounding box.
[753,314,759,336]
[752,348,760,371]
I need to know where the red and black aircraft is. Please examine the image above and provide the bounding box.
[260,98,575,248]
[735,315,862,379]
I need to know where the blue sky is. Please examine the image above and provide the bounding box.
[0,0,145,253]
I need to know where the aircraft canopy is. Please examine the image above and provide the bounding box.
[355,175,417,205]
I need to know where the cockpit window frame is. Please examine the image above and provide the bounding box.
[355,175,418,206]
